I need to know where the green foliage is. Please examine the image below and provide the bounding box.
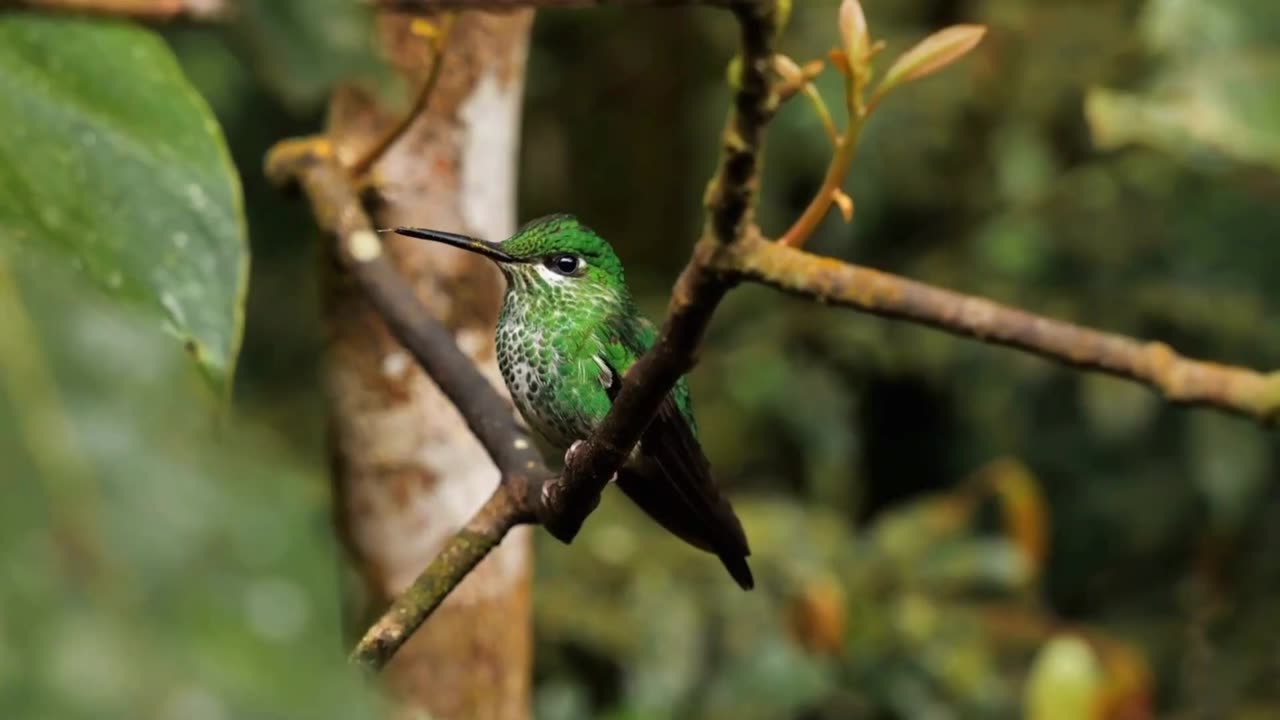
[1088,0,1280,168]
[0,258,381,719]
[1023,636,1103,720]
[534,479,1046,718]
[234,0,390,112]
[0,16,247,396]
[0,12,368,718]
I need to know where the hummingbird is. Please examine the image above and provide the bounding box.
[394,214,754,589]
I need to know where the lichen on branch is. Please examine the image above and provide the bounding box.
[720,235,1280,424]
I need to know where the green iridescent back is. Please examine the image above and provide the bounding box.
[491,215,695,451]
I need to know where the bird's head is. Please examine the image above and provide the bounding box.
[394,214,628,302]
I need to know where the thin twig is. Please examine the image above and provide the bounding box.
[777,44,868,248]
[347,13,457,178]
[775,57,836,145]
[723,235,1280,423]
[374,0,734,11]
[348,483,524,670]
[12,0,231,20]
[775,120,861,246]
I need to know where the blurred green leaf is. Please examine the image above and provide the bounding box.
[0,252,379,719]
[236,0,390,112]
[1188,413,1270,533]
[1023,635,1102,720]
[1140,0,1279,54]
[1079,374,1159,442]
[0,15,247,397]
[1087,66,1280,169]
[1087,0,1280,169]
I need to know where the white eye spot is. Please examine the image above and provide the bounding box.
[534,263,573,285]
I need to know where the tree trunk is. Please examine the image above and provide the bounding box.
[323,10,535,719]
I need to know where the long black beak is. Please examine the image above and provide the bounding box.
[392,227,519,263]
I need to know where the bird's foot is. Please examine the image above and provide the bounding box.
[563,440,616,484]
[564,440,583,467]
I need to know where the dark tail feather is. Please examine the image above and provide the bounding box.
[599,367,754,591]
[720,552,754,590]
[616,466,754,590]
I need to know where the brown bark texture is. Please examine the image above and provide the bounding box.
[323,10,535,720]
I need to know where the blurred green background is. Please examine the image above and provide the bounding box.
[2,0,1279,718]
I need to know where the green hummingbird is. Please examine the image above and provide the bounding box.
[395,214,754,589]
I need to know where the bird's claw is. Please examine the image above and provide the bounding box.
[564,440,616,484]
[564,440,584,467]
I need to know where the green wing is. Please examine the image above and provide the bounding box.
[599,313,753,590]
[599,315,697,433]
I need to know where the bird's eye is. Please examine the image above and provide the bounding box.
[546,254,581,276]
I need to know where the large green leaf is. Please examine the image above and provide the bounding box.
[0,15,248,396]
[0,255,381,720]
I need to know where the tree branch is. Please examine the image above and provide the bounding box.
[375,0,733,11]
[347,13,456,178]
[11,0,230,20]
[265,138,551,505]
[266,137,552,671]
[536,0,780,542]
[348,482,524,670]
[722,236,1280,423]
[267,0,780,671]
